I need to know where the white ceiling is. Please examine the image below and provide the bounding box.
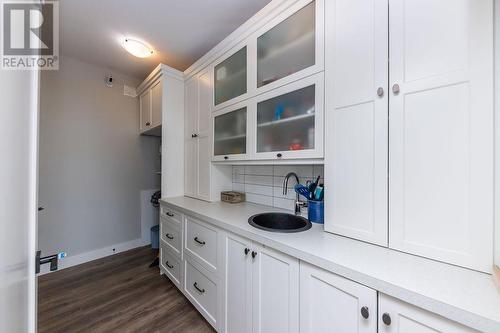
[60,0,272,80]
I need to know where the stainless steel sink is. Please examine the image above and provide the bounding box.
[248,213,312,233]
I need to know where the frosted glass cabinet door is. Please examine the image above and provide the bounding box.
[214,107,247,158]
[256,81,321,158]
[257,1,315,88]
[214,46,247,106]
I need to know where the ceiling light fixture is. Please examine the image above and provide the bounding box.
[122,38,154,58]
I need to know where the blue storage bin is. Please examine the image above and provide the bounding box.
[151,224,160,249]
[308,200,324,224]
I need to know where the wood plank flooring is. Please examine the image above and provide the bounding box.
[38,246,215,333]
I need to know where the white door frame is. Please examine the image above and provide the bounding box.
[0,67,39,333]
[494,0,500,269]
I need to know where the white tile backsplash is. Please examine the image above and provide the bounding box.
[231,164,324,211]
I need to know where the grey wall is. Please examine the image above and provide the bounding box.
[39,55,160,257]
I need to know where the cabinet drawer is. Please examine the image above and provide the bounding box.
[160,205,182,225]
[160,243,181,287]
[184,259,218,326]
[161,218,181,256]
[185,217,218,271]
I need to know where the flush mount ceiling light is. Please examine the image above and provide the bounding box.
[122,38,154,58]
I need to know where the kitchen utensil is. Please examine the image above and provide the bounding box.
[294,184,310,200]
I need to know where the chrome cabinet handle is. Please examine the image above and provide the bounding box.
[165,261,174,269]
[166,233,174,240]
[377,87,384,97]
[193,282,205,294]
[382,313,391,326]
[194,237,206,245]
[392,83,400,94]
[166,212,174,217]
[244,248,250,255]
[361,306,369,319]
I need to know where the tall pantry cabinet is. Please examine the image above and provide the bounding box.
[325,0,494,272]
[185,67,232,201]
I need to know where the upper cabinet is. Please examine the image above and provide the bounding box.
[138,73,165,136]
[138,64,186,198]
[214,46,248,107]
[324,0,494,272]
[257,1,315,88]
[324,0,389,246]
[139,89,152,132]
[139,79,162,136]
[203,0,325,162]
[388,0,494,272]
[254,73,323,160]
[213,103,249,161]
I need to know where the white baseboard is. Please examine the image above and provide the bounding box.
[38,238,149,275]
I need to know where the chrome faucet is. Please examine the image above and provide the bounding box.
[283,172,306,215]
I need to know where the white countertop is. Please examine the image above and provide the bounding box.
[161,196,500,333]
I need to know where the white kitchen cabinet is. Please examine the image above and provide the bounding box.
[324,0,494,272]
[185,67,232,201]
[150,79,162,127]
[324,0,388,247]
[388,0,494,272]
[139,89,152,132]
[255,0,322,92]
[253,72,324,161]
[137,64,185,198]
[300,262,377,333]
[214,45,248,108]
[184,76,198,198]
[184,256,220,329]
[378,294,476,333]
[224,233,253,333]
[212,101,251,162]
[139,79,162,134]
[252,243,299,333]
[223,232,299,333]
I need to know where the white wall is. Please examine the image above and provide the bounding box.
[38,56,161,260]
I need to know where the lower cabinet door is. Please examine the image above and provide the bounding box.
[378,294,475,333]
[224,233,252,333]
[252,244,299,333]
[300,262,377,333]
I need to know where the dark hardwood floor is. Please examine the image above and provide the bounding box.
[38,246,215,333]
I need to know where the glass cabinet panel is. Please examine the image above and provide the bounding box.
[257,2,315,87]
[214,107,247,156]
[257,85,315,153]
[214,47,247,105]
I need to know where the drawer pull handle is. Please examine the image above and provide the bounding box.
[382,313,391,326]
[166,212,174,217]
[244,248,250,255]
[166,233,174,240]
[193,282,205,294]
[361,306,369,319]
[165,261,174,269]
[194,237,206,245]
[251,251,257,258]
